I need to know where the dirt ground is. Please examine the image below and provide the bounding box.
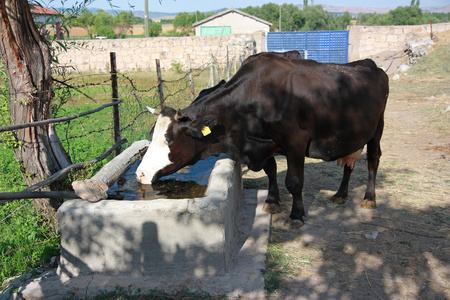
[242,76,449,299]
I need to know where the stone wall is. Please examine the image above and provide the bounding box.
[55,23,450,73]
[55,32,265,73]
[348,23,450,61]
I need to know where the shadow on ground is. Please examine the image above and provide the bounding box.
[244,156,449,299]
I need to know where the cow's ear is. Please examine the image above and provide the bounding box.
[174,108,190,122]
[186,116,217,139]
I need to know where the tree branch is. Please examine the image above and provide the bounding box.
[23,138,128,192]
[0,100,123,133]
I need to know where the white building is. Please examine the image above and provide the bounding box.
[193,8,272,37]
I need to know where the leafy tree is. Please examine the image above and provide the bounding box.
[73,9,96,38]
[279,4,299,31]
[302,5,333,31]
[93,9,114,38]
[96,26,116,38]
[423,12,449,23]
[0,0,71,227]
[335,11,352,30]
[260,3,282,31]
[171,11,212,36]
[243,3,350,32]
[389,5,423,25]
[148,20,162,37]
[356,12,370,25]
[173,12,195,35]
[113,11,135,38]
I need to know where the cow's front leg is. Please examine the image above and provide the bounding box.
[262,157,281,213]
[285,154,306,227]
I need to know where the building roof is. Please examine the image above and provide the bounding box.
[30,5,61,16]
[193,8,273,27]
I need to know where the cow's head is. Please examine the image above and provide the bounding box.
[136,105,218,184]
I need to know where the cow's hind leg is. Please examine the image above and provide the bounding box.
[330,165,353,204]
[262,157,281,213]
[362,118,384,209]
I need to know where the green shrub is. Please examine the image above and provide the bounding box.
[96,26,116,39]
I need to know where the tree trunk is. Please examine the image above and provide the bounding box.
[0,0,71,228]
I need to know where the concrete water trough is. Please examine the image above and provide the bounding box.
[57,139,242,277]
[52,140,271,297]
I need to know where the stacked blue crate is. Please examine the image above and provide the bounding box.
[266,30,348,64]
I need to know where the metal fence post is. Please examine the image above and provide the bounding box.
[110,52,121,156]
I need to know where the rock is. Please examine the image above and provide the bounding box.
[398,64,410,72]
[444,104,450,113]
[392,74,400,81]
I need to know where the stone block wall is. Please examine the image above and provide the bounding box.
[55,32,265,73]
[348,23,450,61]
[55,23,450,73]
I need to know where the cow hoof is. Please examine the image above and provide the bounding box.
[262,202,281,214]
[330,195,346,205]
[285,218,304,228]
[361,200,376,209]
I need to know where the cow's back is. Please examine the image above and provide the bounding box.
[234,55,389,161]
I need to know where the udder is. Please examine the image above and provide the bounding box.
[336,149,363,169]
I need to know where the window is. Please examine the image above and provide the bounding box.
[200,26,231,36]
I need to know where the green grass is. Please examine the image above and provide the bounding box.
[0,200,60,287]
[263,242,312,294]
[0,144,26,193]
[409,44,450,78]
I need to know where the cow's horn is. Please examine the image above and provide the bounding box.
[174,108,184,121]
[145,105,160,115]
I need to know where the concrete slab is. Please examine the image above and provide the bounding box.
[1,190,271,299]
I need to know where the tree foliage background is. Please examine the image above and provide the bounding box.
[66,3,448,39]
[241,3,448,32]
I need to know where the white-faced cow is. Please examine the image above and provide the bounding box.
[136,52,389,227]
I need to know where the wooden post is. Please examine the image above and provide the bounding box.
[188,55,195,102]
[209,54,214,88]
[110,52,121,156]
[430,19,433,41]
[156,59,164,109]
[226,45,230,81]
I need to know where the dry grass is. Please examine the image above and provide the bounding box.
[244,43,450,298]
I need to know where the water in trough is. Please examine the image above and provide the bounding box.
[108,155,220,200]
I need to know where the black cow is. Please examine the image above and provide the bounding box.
[137,52,389,226]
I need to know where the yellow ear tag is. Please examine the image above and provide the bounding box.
[201,126,211,136]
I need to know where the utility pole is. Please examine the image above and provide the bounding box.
[144,0,149,37]
[279,5,281,32]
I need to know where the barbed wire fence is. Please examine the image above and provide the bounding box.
[0,45,247,198]
[0,47,249,271]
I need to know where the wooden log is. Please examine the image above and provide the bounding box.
[72,179,109,203]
